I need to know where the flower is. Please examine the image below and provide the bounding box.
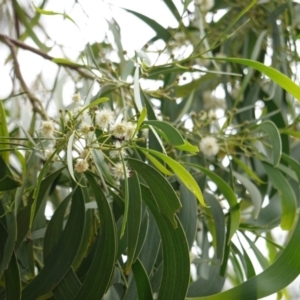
[125,122,137,140]
[110,141,127,159]
[194,0,214,11]
[73,106,87,120]
[44,148,57,161]
[199,136,219,157]
[110,121,129,139]
[80,149,89,159]
[79,122,92,134]
[74,159,89,173]
[72,93,81,103]
[112,161,130,181]
[40,121,55,138]
[95,108,115,130]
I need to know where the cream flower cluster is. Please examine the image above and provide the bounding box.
[39,94,136,182]
[199,136,219,157]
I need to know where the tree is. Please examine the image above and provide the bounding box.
[1,0,300,299]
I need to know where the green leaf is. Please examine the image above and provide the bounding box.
[232,157,265,184]
[0,100,9,163]
[216,57,300,103]
[4,251,21,300]
[43,192,74,262]
[127,158,181,228]
[22,187,85,300]
[132,259,153,300]
[75,173,117,299]
[0,175,21,191]
[256,121,282,166]
[123,9,172,42]
[138,148,205,207]
[67,131,77,183]
[175,140,199,152]
[134,66,143,112]
[233,171,263,219]
[52,58,84,67]
[143,151,173,176]
[144,120,185,146]
[263,163,296,230]
[126,174,142,274]
[53,268,82,300]
[34,5,78,27]
[187,206,300,300]
[186,164,240,243]
[141,185,190,300]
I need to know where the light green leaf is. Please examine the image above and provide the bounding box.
[216,57,300,102]
[52,58,83,67]
[0,100,9,163]
[256,121,282,166]
[138,148,206,207]
[134,66,143,112]
[67,131,76,183]
[263,163,296,230]
[233,171,263,219]
[34,5,78,27]
[143,151,173,176]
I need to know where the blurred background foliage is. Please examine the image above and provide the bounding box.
[1,0,300,299]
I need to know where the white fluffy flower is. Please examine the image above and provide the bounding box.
[72,93,81,103]
[112,162,130,181]
[200,136,219,157]
[194,0,214,11]
[73,106,87,120]
[95,108,115,130]
[79,122,91,134]
[44,148,57,161]
[203,91,226,111]
[110,141,127,159]
[40,121,55,138]
[74,159,89,173]
[125,122,137,140]
[110,121,129,138]
[80,149,89,159]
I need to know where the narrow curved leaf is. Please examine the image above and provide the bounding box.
[187,163,240,243]
[22,187,85,300]
[141,185,190,300]
[75,173,117,299]
[138,148,205,207]
[132,259,153,300]
[187,211,300,300]
[144,120,185,146]
[4,252,21,300]
[217,57,300,102]
[263,163,296,230]
[127,158,181,228]
[256,121,282,166]
[233,172,263,219]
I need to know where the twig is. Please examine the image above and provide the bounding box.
[0,34,96,80]
[1,35,49,119]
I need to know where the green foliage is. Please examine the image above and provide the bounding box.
[1,0,300,299]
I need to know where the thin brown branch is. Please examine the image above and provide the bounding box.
[0,33,96,80]
[1,34,49,120]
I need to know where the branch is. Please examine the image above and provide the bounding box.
[0,34,96,80]
[0,35,49,120]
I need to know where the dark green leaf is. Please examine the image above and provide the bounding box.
[126,174,142,274]
[127,158,181,228]
[141,185,190,300]
[75,173,117,299]
[21,187,85,300]
[132,259,153,300]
